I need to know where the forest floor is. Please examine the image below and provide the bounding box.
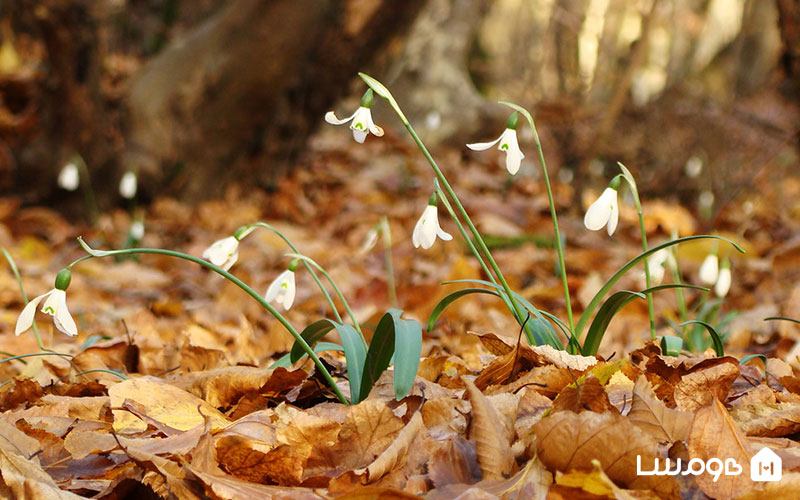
[2,124,800,499]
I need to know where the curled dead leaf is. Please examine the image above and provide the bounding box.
[628,376,692,443]
[463,377,515,479]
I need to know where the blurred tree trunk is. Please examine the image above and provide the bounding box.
[383,0,496,146]
[777,0,800,92]
[9,0,426,206]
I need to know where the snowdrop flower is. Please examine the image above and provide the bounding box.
[699,254,719,285]
[130,220,145,240]
[325,89,384,144]
[584,177,621,236]
[58,162,79,191]
[15,269,78,337]
[265,260,298,310]
[636,248,672,288]
[467,112,525,175]
[412,193,452,250]
[202,225,255,271]
[715,260,731,298]
[119,170,137,199]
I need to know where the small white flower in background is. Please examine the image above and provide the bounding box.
[685,155,703,178]
[584,178,621,236]
[130,220,145,240]
[467,112,525,175]
[201,225,255,271]
[265,262,298,310]
[699,254,719,285]
[358,227,379,256]
[412,194,452,250]
[715,261,732,298]
[325,89,384,144]
[58,162,80,191]
[119,171,137,199]
[636,248,672,288]
[15,269,77,337]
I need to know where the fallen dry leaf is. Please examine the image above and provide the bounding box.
[0,444,88,500]
[356,410,425,483]
[109,376,230,433]
[534,410,679,499]
[673,361,740,412]
[730,400,800,437]
[332,399,406,472]
[628,376,692,443]
[463,377,515,479]
[551,375,617,414]
[688,398,755,499]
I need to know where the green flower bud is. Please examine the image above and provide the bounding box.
[428,192,439,206]
[288,259,299,272]
[234,225,252,240]
[506,112,519,130]
[55,269,72,291]
[360,89,374,109]
[609,175,622,190]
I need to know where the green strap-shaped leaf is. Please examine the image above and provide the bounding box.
[582,290,644,356]
[660,335,684,356]
[290,319,337,363]
[740,354,768,378]
[582,284,706,356]
[270,341,346,369]
[441,279,565,349]
[359,309,421,402]
[764,316,800,325]
[575,235,744,339]
[680,320,725,357]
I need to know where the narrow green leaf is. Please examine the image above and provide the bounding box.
[336,323,367,403]
[575,235,744,339]
[442,279,564,349]
[680,320,725,357]
[290,319,337,363]
[765,316,800,325]
[660,335,684,356]
[582,290,644,356]
[359,309,421,402]
[740,354,768,378]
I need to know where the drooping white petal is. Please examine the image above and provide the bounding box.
[15,292,50,336]
[699,255,719,285]
[266,269,296,310]
[437,227,453,241]
[606,196,619,236]
[498,129,524,175]
[365,111,384,137]
[202,236,239,271]
[413,205,438,249]
[352,129,368,143]
[324,110,357,125]
[648,259,666,285]
[466,135,502,152]
[715,267,731,298]
[584,187,617,232]
[58,163,80,191]
[119,171,137,199]
[41,289,78,337]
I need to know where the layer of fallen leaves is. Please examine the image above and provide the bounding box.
[2,120,800,498]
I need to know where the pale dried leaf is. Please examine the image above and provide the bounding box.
[628,376,692,443]
[0,445,87,500]
[674,362,739,412]
[333,399,405,471]
[730,400,800,437]
[688,398,755,499]
[356,410,425,483]
[463,377,515,479]
[534,410,678,498]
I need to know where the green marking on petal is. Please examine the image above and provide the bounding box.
[500,143,509,151]
[43,306,55,314]
[354,122,365,130]
[281,283,288,289]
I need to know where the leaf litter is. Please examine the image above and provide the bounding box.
[1,128,800,499]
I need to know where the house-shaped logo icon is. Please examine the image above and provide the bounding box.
[751,447,782,481]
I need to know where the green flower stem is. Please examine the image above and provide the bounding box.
[3,248,51,352]
[359,74,534,345]
[246,222,343,325]
[617,164,655,339]
[668,247,689,336]
[499,102,574,333]
[74,238,349,405]
[59,368,128,383]
[284,253,366,349]
[0,351,74,366]
[434,184,530,338]
[379,217,398,308]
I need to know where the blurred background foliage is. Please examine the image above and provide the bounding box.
[0,0,796,217]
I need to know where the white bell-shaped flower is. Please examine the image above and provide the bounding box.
[202,236,240,271]
[699,254,719,285]
[584,187,620,236]
[467,126,525,175]
[265,269,296,310]
[325,89,383,144]
[58,163,80,191]
[15,269,78,337]
[715,266,731,298]
[413,203,452,250]
[119,171,137,199]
